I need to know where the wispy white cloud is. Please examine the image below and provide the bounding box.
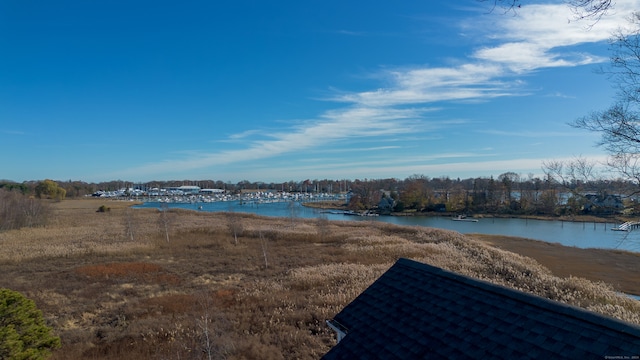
[333,63,520,107]
[227,129,264,140]
[469,3,628,72]
[545,91,576,99]
[1,130,25,135]
[111,106,424,179]
[114,1,637,181]
[216,154,610,182]
[473,42,603,73]
[335,30,366,36]
[334,2,640,108]
[314,145,402,154]
[477,129,586,138]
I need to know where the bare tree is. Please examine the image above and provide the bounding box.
[543,157,607,214]
[226,208,243,245]
[0,189,50,231]
[288,200,299,228]
[157,203,175,243]
[316,213,331,242]
[196,293,214,360]
[480,0,613,22]
[572,14,640,190]
[498,172,520,207]
[568,0,613,21]
[123,207,137,241]
[194,291,233,360]
[259,230,268,269]
[543,157,599,186]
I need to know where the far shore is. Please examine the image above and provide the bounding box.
[302,200,630,224]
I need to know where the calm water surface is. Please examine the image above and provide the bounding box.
[135,201,640,252]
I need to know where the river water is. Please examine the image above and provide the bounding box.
[135,201,640,252]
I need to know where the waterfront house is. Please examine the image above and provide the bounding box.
[323,258,640,359]
[583,193,624,214]
[377,195,395,215]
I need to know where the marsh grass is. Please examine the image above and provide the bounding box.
[1,199,639,359]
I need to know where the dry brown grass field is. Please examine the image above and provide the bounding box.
[2,199,640,359]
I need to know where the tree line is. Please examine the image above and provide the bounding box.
[2,171,637,223]
[0,179,65,231]
[346,172,637,216]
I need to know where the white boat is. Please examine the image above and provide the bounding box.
[452,215,478,222]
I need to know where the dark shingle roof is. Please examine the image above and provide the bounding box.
[323,258,640,359]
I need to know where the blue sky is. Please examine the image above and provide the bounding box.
[2,1,639,183]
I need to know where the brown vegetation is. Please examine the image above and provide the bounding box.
[0,189,51,230]
[471,234,640,295]
[1,199,640,359]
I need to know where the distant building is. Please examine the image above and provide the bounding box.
[583,193,623,213]
[377,196,395,214]
[167,186,201,195]
[200,188,225,194]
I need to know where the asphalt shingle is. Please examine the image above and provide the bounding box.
[322,258,640,359]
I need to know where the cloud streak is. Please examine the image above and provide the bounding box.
[112,106,424,179]
[115,1,640,180]
[1,130,26,135]
[333,63,519,107]
[336,2,640,109]
[212,154,610,183]
[335,1,640,109]
[477,129,587,138]
[470,3,623,72]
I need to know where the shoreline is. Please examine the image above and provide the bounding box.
[82,199,640,295]
[302,200,628,223]
[304,201,640,295]
[471,233,640,296]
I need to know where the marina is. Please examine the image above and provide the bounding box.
[96,187,345,205]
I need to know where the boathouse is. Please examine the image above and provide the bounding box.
[323,258,640,359]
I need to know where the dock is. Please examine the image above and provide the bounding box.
[611,221,640,231]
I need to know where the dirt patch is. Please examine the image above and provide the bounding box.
[471,234,640,295]
[76,262,162,277]
[75,262,181,285]
[52,198,141,211]
[140,294,196,314]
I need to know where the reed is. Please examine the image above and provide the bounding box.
[0,199,638,359]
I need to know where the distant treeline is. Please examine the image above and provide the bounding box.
[2,173,638,217]
[345,174,637,216]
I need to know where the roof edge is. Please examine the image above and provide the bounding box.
[396,257,640,336]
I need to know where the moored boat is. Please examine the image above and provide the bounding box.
[452,215,478,222]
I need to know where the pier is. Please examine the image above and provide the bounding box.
[611,221,640,231]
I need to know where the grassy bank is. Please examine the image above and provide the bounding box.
[1,199,639,359]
